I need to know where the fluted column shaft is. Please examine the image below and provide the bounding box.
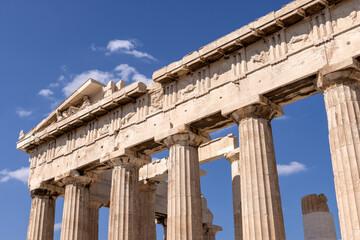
[318,68,360,240]
[164,132,204,240]
[139,181,157,240]
[89,201,102,240]
[27,189,56,240]
[60,175,93,240]
[108,157,140,240]
[225,151,242,240]
[231,103,285,240]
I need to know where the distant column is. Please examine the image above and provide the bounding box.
[60,172,97,240]
[203,224,222,240]
[156,217,167,240]
[202,194,222,240]
[27,188,57,240]
[139,181,157,240]
[316,67,360,240]
[230,100,286,240]
[301,193,337,240]
[225,149,242,240]
[163,130,205,240]
[88,201,102,240]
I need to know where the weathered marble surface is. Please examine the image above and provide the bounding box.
[16,0,360,239]
[302,194,337,240]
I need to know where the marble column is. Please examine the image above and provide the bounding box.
[89,201,102,240]
[316,68,360,240]
[27,188,57,240]
[60,173,93,240]
[225,149,242,240]
[230,102,285,240]
[301,194,337,240]
[108,156,141,240]
[164,131,204,240]
[139,181,157,240]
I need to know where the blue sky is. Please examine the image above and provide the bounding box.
[0,0,340,239]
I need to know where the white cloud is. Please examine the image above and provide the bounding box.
[60,65,67,72]
[274,115,290,121]
[16,108,32,117]
[114,64,136,81]
[277,161,307,176]
[63,70,116,96]
[38,89,54,97]
[58,75,65,81]
[124,50,157,61]
[54,222,62,231]
[100,39,156,61]
[0,167,29,183]
[107,39,135,52]
[133,73,152,85]
[62,64,152,96]
[114,64,152,85]
[49,82,60,88]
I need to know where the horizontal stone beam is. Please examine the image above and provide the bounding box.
[198,133,238,164]
[139,134,237,181]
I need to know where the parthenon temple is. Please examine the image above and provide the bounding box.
[17,0,360,239]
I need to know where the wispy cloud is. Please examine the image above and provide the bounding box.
[16,108,32,118]
[0,167,29,183]
[107,39,134,51]
[49,82,60,88]
[115,64,152,85]
[277,161,307,176]
[93,39,157,61]
[62,64,152,96]
[274,115,290,121]
[54,222,62,232]
[38,89,54,97]
[63,70,117,96]
[58,75,65,81]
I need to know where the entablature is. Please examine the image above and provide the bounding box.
[152,0,343,84]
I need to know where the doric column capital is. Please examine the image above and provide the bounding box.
[230,101,283,123]
[164,132,205,148]
[104,148,151,168]
[155,124,210,148]
[30,182,63,198]
[315,58,360,92]
[316,68,360,91]
[30,188,59,199]
[224,148,240,163]
[221,95,283,123]
[108,155,150,169]
[56,170,100,187]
